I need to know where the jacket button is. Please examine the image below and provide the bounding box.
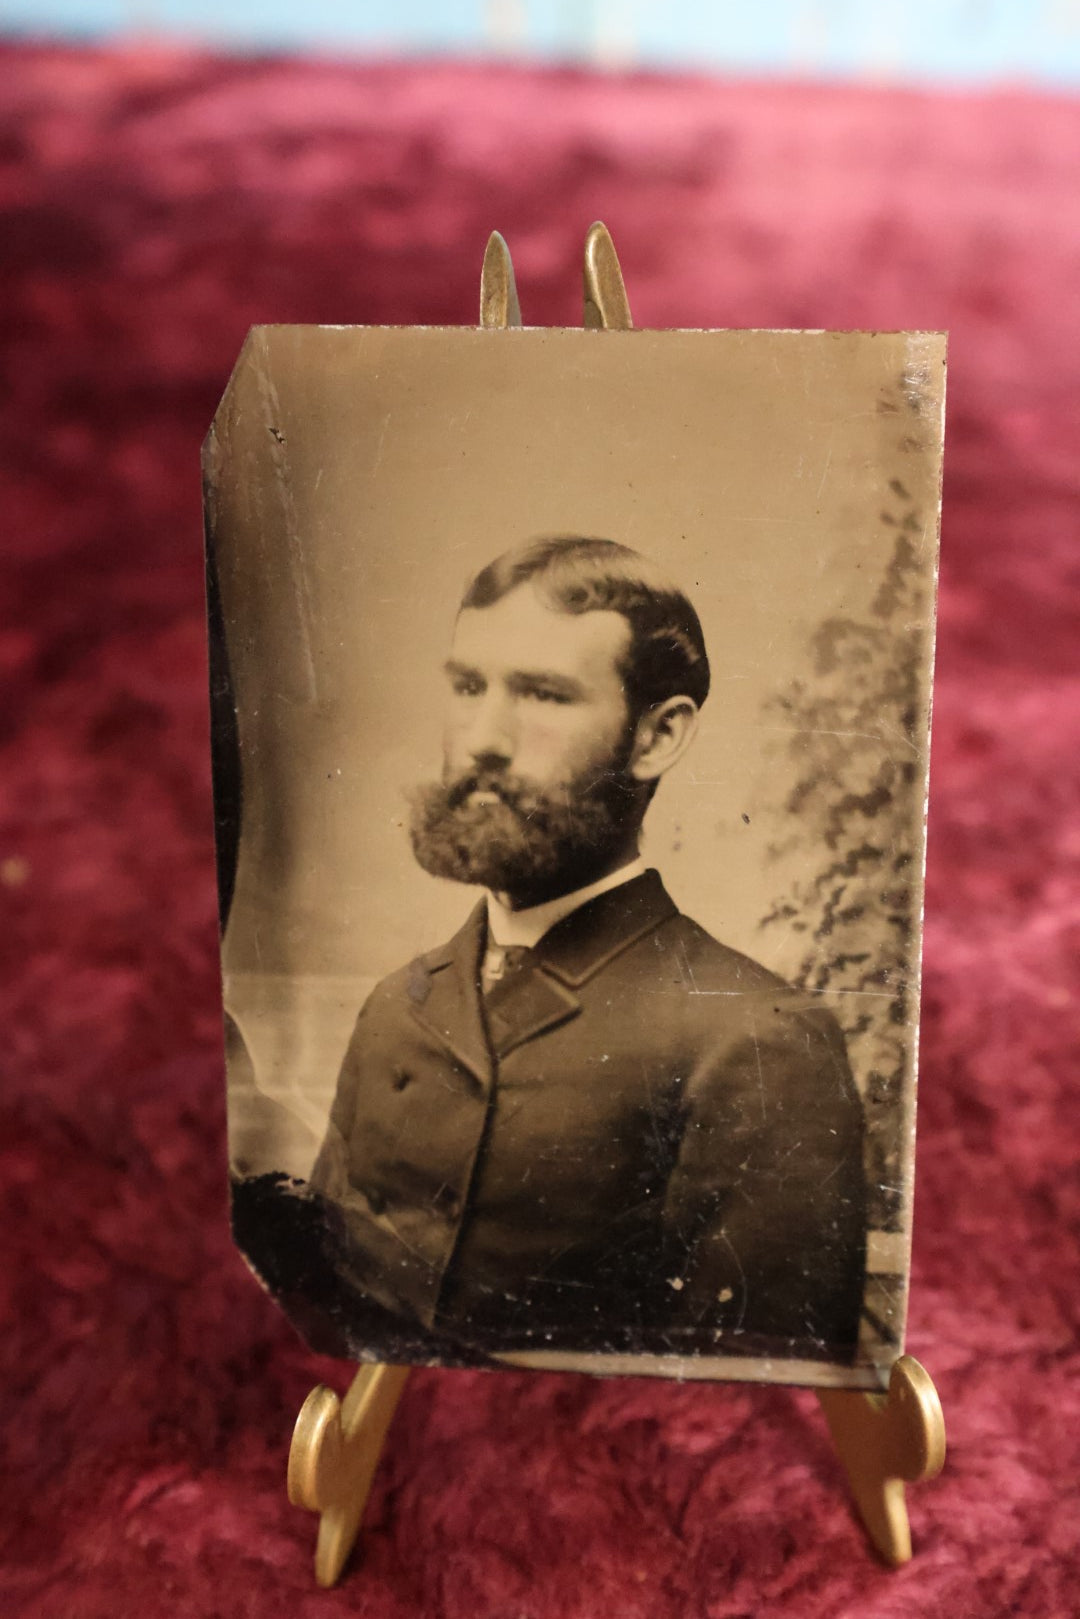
[392,1067,411,1091]
[434,1186,461,1218]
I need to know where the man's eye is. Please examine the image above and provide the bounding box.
[452,676,484,697]
[528,687,572,704]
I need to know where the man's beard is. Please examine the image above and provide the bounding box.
[408,758,641,904]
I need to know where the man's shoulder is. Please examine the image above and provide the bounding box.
[353,903,483,1023]
[640,907,855,1097]
[616,902,850,1055]
[641,904,803,1000]
[359,951,443,1014]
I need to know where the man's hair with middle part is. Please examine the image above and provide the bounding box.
[461,536,711,719]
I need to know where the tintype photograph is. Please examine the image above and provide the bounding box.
[204,324,944,1390]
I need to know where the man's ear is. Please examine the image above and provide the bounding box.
[629,696,700,784]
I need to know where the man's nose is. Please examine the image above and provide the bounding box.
[463,689,516,765]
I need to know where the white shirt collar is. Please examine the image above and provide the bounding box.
[486,858,647,950]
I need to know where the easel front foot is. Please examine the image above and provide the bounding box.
[288,1362,411,1587]
[817,1354,946,1566]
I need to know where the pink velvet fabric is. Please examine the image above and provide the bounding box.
[2,44,1078,1616]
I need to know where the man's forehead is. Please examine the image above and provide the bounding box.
[451,587,631,683]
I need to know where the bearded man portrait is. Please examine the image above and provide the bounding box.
[307,535,868,1369]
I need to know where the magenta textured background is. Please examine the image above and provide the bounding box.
[2,45,1078,1617]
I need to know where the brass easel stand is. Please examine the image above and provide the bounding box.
[288,1363,411,1587]
[289,1351,944,1584]
[287,224,946,1585]
[818,1354,945,1564]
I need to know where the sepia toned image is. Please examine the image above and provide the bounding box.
[204,323,944,1390]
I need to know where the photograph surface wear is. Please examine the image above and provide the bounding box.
[204,324,945,1389]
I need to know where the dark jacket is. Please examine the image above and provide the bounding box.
[310,870,866,1362]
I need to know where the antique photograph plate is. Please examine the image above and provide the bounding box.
[204,324,945,1390]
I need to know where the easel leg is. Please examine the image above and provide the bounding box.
[817,1355,945,1565]
[288,1362,411,1587]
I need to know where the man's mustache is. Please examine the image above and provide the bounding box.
[444,769,541,813]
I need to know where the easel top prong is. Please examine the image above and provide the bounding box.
[583,221,633,331]
[480,223,634,332]
[480,230,522,329]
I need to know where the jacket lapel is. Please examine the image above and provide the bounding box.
[484,968,580,1060]
[483,870,677,1059]
[408,902,493,1090]
[407,872,678,1071]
